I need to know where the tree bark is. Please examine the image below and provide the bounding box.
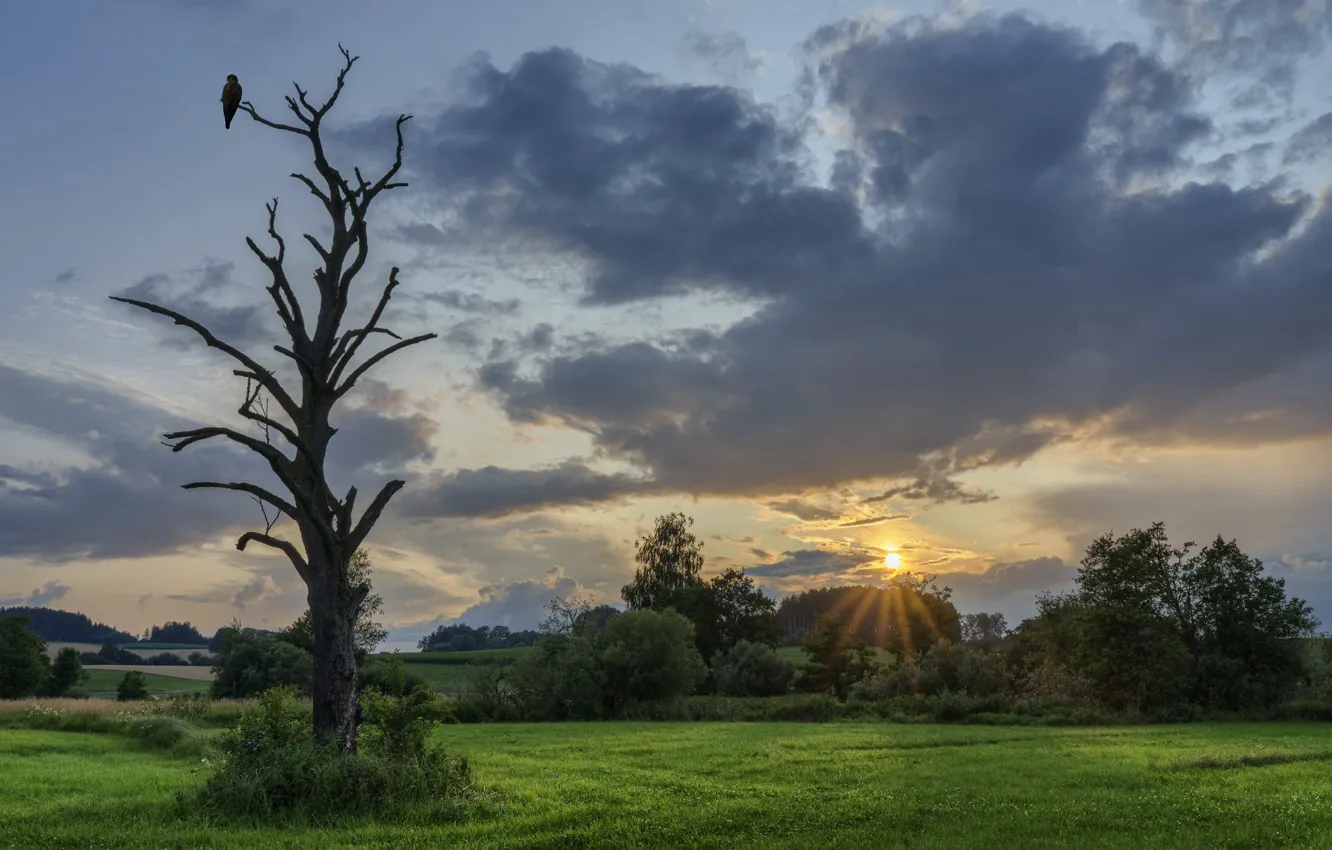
[309,560,361,751]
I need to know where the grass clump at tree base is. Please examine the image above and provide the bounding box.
[192,683,479,826]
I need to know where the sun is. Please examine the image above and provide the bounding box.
[884,550,902,570]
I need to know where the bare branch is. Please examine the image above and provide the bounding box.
[108,297,302,424]
[338,486,358,536]
[182,481,299,520]
[346,479,405,553]
[329,266,403,385]
[334,333,437,398]
[238,102,308,136]
[237,531,310,582]
[290,171,332,206]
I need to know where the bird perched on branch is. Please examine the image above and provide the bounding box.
[221,74,243,129]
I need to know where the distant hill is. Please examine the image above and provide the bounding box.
[0,606,135,644]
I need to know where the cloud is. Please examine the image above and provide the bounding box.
[232,574,281,610]
[52,267,77,285]
[453,567,581,630]
[681,28,765,78]
[399,460,655,519]
[0,362,438,561]
[1284,112,1332,165]
[1134,0,1332,105]
[112,260,270,350]
[420,289,521,316]
[335,10,1329,523]
[0,580,73,608]
[746,548,874,579]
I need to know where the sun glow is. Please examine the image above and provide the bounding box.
[884,550,902,570]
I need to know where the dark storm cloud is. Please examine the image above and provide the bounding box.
[341,11,1331,513]
[114,260,270,350]
[746,548,870,579]
[0,363,439,560]
[398,460,656,519]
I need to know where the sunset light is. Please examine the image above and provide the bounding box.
[884,551,903,570]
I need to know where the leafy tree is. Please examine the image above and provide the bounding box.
[117,671,149,702]
[1077,523,1317,709]
[97,642,144,664]
[800,613,881,700]
[110,45,433,752]
[277,549,388,660]
[711,640,795,697]
[598,609,707,708]
[668,569,782,665]
[506,632,608,720]
[622,512,705,611]
[48,646,86,696]
[418,621,541,651]
[211,627,314,699]
[0,614,51,699]
[148,620,207,644]
[960,612,1009,647]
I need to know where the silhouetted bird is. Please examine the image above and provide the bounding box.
[221,74,243,129]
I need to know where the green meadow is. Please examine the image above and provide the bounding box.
[2,721,1330,848]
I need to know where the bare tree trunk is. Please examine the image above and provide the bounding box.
[309,559,361,750]
[110,45,434,754]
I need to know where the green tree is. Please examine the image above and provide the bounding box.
[801,613,881,700]
[668,568,782,665]
[1077,523,1317,709]
[0,614,51,699]
[599,609,707,709]
[212,627,314,699]
[117,671,149,702]
[48,646,86,696]
[622,512,705,611]
[711,639,795,697]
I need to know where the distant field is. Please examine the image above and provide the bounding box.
[3,722,1332,847]
[384,647,533,695]
[121,643,209,652]
[73,669,211,698]
[45,642,203,660]
[44,642,102,658]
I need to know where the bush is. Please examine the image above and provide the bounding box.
[46,646,86,696]
[211,628,313,699]
[599,609,707,709]
[507,634,605,721]
[193,686,475,825]
[117,671,149,701]
[358,653,431,697]
[711,640,795,697]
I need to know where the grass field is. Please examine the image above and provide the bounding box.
[73,668,211,697]
[1,721,1330,847]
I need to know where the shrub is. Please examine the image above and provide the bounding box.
[711,640,795,697]
[358,653,431,697]
[599,609,707,709]
[117,671,150,701]
[508,634,605,721]
[914,640,1008,697]
[47,646,86,696]
[193,686,476,825]
[211,628,313,699]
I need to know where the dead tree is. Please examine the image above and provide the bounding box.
[110,45,434,753]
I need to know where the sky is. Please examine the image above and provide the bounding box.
[2,0,1332,647]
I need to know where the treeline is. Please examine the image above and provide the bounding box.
[417,623,539,652]
[0,607,134,644]
[453,514,1330,724]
